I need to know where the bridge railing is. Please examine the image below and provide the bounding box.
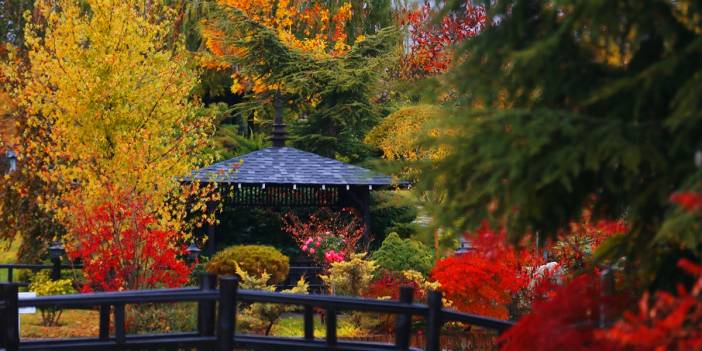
[0,273,513,351]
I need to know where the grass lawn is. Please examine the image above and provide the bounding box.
[271,314,363,338]
[20,309,100,339]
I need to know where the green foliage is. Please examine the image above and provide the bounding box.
[213,127,270,160]
[321,253,377,296]
[371,233,433,276]
[235,264,308,336]
[126,303,197,334]
[206,245,290,284]
[216,208,299,256]
[205,7,399,161]
[417,0,702,285]
[29,271,76,327]
[370,191,419,244]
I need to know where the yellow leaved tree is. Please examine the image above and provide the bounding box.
[365,104,451,179]
[3,0,215,243]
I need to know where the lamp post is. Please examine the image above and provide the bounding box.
[48,241,65,281]
[186,243,202,263]
[6,150,16,173]
[455,236,473,255]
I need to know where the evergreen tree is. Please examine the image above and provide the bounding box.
[206,6,398,161]
[419,0,702,282]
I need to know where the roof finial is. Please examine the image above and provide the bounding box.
[271,90,288,148]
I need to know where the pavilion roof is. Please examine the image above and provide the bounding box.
[183,147,407,188]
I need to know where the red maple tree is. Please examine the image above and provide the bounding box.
[66,189,192,292]
[400,1,486,79]
[431,224,541,319]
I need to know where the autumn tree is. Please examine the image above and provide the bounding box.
[399,1,486,79]
[0,0,63,261]
[365,2,485,178]
[3,0,214,266]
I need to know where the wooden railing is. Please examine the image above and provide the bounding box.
[0,264,83,288]
[1,262,322,291]
[0,274,513,351]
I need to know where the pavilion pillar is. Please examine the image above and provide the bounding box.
[344,186,372,250]
[361,189,371,251]
[338,186,372,249]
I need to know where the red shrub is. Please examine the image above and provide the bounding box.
[66,190,191,292]
[365,271,423,301]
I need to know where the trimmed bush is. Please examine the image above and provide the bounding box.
[370,232,433,276]
[29,271,76,326]
[206,245,290,284]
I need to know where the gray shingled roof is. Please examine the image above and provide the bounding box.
[183,147,406,187]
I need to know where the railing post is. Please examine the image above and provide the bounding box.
[425,290,443,351]
[0,283,20,351]
[395,286,414,350]
[99,304,110,340]
[303,305,314,340]
[198,272,217,351]
[325,307,337,346]
[114,302,126,344]
[51,258,61,281]
[7,267,13,283]
[217,276,238,351]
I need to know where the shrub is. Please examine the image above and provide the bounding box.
[371,232,433,276]
[282,208,365,266]
[29,271,76,326]
[369,191,419,245]
[235,264,308,335]
[321,254,377,296]
[206,245,290,284]
[66,190,192,292]
[126,303,197,334]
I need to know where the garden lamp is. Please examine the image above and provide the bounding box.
[48,241,66,260]
[695,147,702,168]
[186,242,202,262]
[455,236,474,255]
[48,241,65,281]
[6,149,16,173]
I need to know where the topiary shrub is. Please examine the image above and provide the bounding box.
[206,245,290,284]
[370,232,433,276]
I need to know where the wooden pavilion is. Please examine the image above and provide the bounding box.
[182,114,408,254]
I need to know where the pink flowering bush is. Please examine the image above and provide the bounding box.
[300,234,346,264]
[283,208,365,266]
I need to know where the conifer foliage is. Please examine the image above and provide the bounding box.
[204,6,398,160]
[419,0,702,279]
